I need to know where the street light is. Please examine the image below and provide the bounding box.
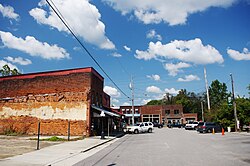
[100,111,105,139]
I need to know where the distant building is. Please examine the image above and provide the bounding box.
[0,67,120,136]
[120,106,142,124]
[119,105,197,125]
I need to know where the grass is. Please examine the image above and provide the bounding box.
[29,136,84,141]
[42,136,66,141]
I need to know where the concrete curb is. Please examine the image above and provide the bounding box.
[0,133,125,166]
[81,134,123,153]
[47,133,125,166]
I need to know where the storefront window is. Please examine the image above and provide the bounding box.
[165,110,170,115]
[174,110,179,114]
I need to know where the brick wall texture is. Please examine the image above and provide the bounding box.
[0,68,105,136]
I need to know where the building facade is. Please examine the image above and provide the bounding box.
[119,105,197,125]
[0,67,119,136]
[120,106,141,125]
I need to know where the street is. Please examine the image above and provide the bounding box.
[74,128,250,166]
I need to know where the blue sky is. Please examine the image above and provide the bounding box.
[0,0,249,106]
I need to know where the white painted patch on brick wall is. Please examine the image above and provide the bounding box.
[0,103,87,120]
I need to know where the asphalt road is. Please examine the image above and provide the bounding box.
[74,128,250,166]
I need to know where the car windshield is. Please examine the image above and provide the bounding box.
[198,122,204,126]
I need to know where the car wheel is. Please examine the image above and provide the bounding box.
[148,128,152,133]
[134,129,139,134]
[207,129,211,133]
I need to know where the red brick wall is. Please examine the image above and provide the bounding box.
[141,105,162,114]
[0,72,91,98]
[162,104,183,117]
[0,69,105,136]
[0,116,86,136]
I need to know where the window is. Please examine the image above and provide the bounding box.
[165,110,170,115]
[174,110,179,114]
[135,108,139,114]
[145,123,148,126]
[142,114,159,122]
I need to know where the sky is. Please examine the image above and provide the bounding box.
[0,0,250,107]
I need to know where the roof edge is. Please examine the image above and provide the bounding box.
[0,67,104,81]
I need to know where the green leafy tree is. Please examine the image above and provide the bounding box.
[0,64,21,76]
[236,97,250,127]
[175,89,192,113]
[146,100,163,105]
[0,64,11,76]
[209,80,229,110]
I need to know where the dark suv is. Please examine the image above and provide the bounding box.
[152,122,163,128]
[197,122,222,133]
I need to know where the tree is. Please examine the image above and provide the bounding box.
[146,100,163,105]
[0,64,11,76]
[0,64,21,76]
[235,97,250,127]
[209,80,229,110]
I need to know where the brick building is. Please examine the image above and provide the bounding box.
[119,105,197,125]
[0,67,119,136]
[120,106,141,124]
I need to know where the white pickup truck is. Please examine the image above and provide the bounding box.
[125,122,154,134]
[185,121,199,130]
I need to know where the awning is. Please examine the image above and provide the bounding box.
[124,114,141,117]
[91,105,120,117]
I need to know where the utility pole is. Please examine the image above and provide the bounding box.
[201,101,204,122]
[130,76,135,126]
[230,73,239,132]
[204,67,211,112]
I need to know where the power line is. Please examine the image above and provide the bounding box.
[46,0,130,99]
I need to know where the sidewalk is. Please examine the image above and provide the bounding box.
[0,134,123,166]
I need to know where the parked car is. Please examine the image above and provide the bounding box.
[242,124,250,132]
[167,123,183,128]
[197,122,222,133]
[152,122,163,128]
[125,122,154,134]
[185,121,199,130]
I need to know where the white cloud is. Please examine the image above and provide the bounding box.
[124,45,131,51]
[146,85,162,94]
[103,86,121,97]
[147,74,161,81]
[0,4,19,21]
[103,0,235,25]
[177,75,200,82]
[141,99,152,105]
[122,102,130,106]
[135,38,224,64]
[4,56,32,65]
[146,29,162,40]
[164,62,191,76]
[30,0,115,50]
[112,98,119,103]
[73,47,81,51]
[111,52,122,57]
[0,31,69,60]
[0,60,19,70]
[164,88,180,95]
[227,48,250,61]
